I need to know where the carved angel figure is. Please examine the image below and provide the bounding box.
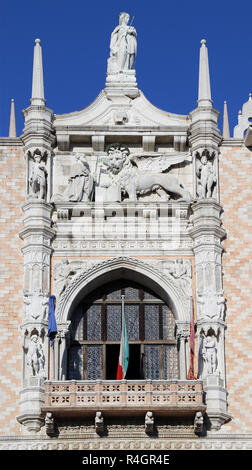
[29,150,47,200]
[54,258,81,299]
[99,143,191,202]
[165,259,192,296]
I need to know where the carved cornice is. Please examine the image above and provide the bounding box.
[0,435,252,450]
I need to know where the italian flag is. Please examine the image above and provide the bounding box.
[116,295,129,380]
[187,296,197,380]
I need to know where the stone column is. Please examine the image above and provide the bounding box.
[189,199,230,429]
[17,38,56,433]
[176,322,190,380]
[18,202,55,433]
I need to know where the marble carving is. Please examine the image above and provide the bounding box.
[202,335,218,375]
[52,154,94,203]
[108,12,137,73]
[26,334,45,377]
[97,144,191,202]
[54,258,81,300]
[196,153,216,198]
[28,149,47,200]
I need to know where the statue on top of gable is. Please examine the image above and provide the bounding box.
[108,12,137,73]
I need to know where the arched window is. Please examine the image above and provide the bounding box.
[68,280,178,381]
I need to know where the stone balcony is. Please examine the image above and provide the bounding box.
[42,380,206,418]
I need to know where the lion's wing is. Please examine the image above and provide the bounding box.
[130,152,191,172]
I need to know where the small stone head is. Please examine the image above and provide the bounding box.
[119,12,130,25]
[34,151,42,163]
[201,155,208,165]
[30,334,39,343]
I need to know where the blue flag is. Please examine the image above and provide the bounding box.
[48,295,57,343]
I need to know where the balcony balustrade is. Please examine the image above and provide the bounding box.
[42,379,206,418]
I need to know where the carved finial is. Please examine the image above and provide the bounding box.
[31,38,45,106]
[9,99,16,138]
[249,93,252,101]
[197,39,212,108]
[223,100,230,139]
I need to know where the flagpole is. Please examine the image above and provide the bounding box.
[48,295,58,381]
[187,295,197,380]
[121,294,125,323]
[121,294,125,376]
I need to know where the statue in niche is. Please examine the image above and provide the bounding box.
[108,12,137,72]
[202,335,218,375]
[196,154,216,198]
[54,258,81,299]
[99,143,191,202]
[51,154,94,203]
[28,149,47,200]
[26,334,45,377]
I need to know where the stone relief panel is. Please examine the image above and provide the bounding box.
[195,249,225,324]
[51,154,94,203]
[53,258,83,301]
[51,144,192,204]
[23,250,51,321]
[197,290,226,322]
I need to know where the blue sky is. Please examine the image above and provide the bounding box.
[0,0,252,137]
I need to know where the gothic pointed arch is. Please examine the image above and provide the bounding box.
[56,256,191,325]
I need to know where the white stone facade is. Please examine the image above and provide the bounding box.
[1,12,252,449]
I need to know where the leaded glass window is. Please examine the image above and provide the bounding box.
[68,280,178,380]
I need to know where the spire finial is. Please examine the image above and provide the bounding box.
[31,38,45,106]
[9,98,16,138]
[223,100,230,139]
[197,39,212,108]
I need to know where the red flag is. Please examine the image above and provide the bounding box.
[116,295,129,380]
[187,297,197,380]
